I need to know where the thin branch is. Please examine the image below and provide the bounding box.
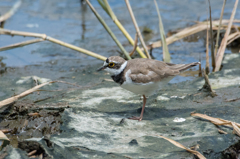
[0,28,107,61]
[214,0,226,56]
[148,19,240,49]
[0,80,82,108]
[125,0,151,59]
[215,0,239,72]
[0,38,43,51]
[157,135,206,159]
[0,0,22,22]
[207,0,216,70]
[129,33,138,57]
[227,32,240,45]
[205,20,210,74]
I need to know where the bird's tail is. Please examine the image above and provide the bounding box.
[166,62,200,72]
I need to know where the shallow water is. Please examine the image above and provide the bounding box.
[1,0,239,67]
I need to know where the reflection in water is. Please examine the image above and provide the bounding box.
[0,57,6,74]
[0,21,5,28]
[80,0,87,40]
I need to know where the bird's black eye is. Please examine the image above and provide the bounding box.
[108,62,115,67]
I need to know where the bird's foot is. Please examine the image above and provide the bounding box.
[128,116,142,121]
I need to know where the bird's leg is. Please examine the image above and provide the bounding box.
[128,95,147,121]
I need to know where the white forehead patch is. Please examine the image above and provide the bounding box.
[104,61,127,75]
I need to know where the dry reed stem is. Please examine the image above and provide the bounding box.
[214,0,226,56]
[0,0,22,22]
[218,129,228,134]
[0,38,43,51]
[202,69,216,97]
[227,32,240,45]
[154,0,170,62]
[214,0,239,72]
[125,0,151,59]
[129,33,138,57]
[0,28,107,61]
[157,135,206,159]
[28,150,37,156]
[98,0,147,58]
[207,0,216,69]
[0,129,11,133]
[205,20,210,74]
[148,19,240,49]
[85,0,131,60]
[0,130,9,149]
[191,113,240,137]
[0,80,81,108]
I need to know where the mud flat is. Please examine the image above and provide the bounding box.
[0,54,240,158]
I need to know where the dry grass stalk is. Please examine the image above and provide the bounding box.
[98,0,147,58]
[28,150,37,156]
[218,129,228,134]
[0,129,11,133]
[0,80,81,108]
[207,0,216,70]
[191,113,240,137]
[148,19,240,49]
[214,0,226,56]
[0,130,10,150]
[28,113,41,117]
[154,0,170,62]
[85,0,131,60]
[225,97,240,102]
[202,69,217,97]
[227,32,240,45]
[214,0,239,72]
[157,135,206,159]
[0,38,43,51]
[205,20,210,74]
[0,0,22,22]
[129,33,138,57]
[125,0,151,59]
[0,28,107,61]
[0,81,53,108]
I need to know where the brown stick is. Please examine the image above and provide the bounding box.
[0,0,22,22]
[28,150,37,156]
[148,19,240,49]
[0,39,43,51]
[0,80,81,108]
[0,28,107,61]
[157,135,206,159]
[129,33,138,57]
[205,19,210,74]
[214,0,226,56]
[214,0,239,72]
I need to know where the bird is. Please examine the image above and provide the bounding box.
[97,56,200,121]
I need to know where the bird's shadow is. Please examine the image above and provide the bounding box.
[104,106,195,121]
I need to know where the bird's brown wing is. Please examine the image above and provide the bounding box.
[125,59,179,83]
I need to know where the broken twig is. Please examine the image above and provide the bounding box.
[191,113,240,137]
[157,135,206,159]
[129,33,138,57]
[214,0,239,72]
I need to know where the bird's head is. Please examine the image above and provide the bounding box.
[97,56,127,75]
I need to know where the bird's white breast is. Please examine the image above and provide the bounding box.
[121,69,173,96]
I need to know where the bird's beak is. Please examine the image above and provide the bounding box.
[97,65,106,71]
